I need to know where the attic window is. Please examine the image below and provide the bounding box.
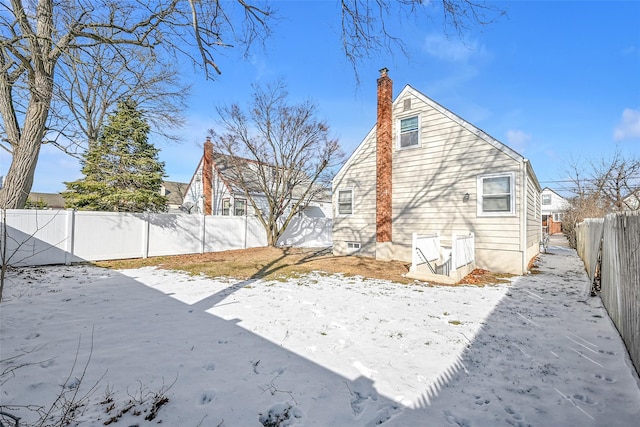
[399,116,419,148]
[542,194,551,205]
[403,98,411,111]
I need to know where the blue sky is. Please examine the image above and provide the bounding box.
[11,0,640,196]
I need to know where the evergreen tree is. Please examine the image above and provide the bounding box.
[63,100,167,212]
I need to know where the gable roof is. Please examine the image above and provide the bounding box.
[211,152,264,195]
[334,84,530,182]
[161,181,189,206]
[541,187,567,200]
[28,192,66,209]
[401,85,524,161]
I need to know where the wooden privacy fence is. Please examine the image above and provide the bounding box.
[1,210,332,267]
[576,212,640,375]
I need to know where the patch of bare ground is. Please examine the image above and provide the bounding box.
[95,247,418,284]
[96,247,511,286]
[457,268,514,286]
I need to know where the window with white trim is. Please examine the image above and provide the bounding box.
[234,199,246,216]
[542,194,551,205]
[477,173,516,216]
[337,189,353,215]
[399,116,419,148]
[222,199,230,215]
[553,212,563,222]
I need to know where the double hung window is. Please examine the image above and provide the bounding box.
[399,116,419,148]
[477,173,515,216]
[222,199,230,215]
[337,190,353,215]
[234,199,246,216]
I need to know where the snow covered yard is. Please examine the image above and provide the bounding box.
[1,244,639,426]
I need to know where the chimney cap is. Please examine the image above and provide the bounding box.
[205,136,211,143]
[379,67,389,77]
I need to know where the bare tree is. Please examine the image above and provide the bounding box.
[562,153,640,247]
[209,80,343,246]
[340,0,505,82]
[50,43,189,156]
[0,0,274,209]
[1,0,502,209]
[592,151,640,212]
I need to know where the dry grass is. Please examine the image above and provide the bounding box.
[95,247,418,284]
[96,247,512,286]
[457,268,514,286]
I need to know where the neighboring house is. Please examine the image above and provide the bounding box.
[182,138,331,218]
[160,181,188,213]
[332,68,541,275]
[24,183,184,211]
[26,192,66,209]
[541,187,568,235]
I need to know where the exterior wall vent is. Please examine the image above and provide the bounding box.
[404,98,411,111]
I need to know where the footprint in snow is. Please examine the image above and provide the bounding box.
[365,404,401,427]
[443,410,470,427]
[202,362,216,371]
[39,359,55,368]
[572,394,597,405]
[594,373,616,383]
[504,406,524,421]
[474,395,490,406]
[348,378,378,416]
[26,332,40,340]
[199,390,215,405]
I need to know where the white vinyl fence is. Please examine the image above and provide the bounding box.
[1,210,332,267]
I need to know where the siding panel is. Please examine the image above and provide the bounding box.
[333,84,540,273]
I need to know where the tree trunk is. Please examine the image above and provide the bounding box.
[0,78,52,209]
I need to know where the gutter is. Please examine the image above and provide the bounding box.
[521,159,529,274]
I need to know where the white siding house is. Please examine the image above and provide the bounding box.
[332,69,541,275]
[541,187,569,235]
[183,138,332,219]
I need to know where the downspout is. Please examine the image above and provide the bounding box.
[521,159,529,274]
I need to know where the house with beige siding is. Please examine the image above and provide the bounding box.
[332,69,541,275]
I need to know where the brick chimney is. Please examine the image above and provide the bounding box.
[203,137,214,215]
[376,68,392,243]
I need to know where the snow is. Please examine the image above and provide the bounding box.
[1,244,639,426]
